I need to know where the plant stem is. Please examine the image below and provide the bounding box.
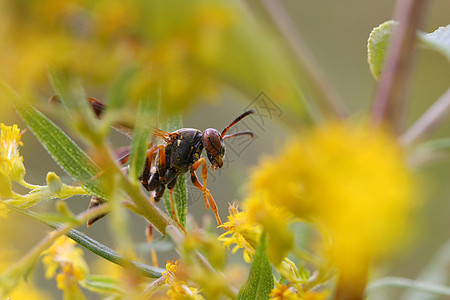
[371,0,429,132]
[140,276,166,298]
[95,144,175,235]
[400,88,450,145]
[258,0,347,120]
[0,203,110,296]
[166,226,238,298]
[7,204,164,278]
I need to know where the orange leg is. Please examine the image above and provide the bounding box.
[192,158,210,205]
[169,188,187,233]
[190,159,222,225]
[190,170,209,210]
[145,224,159,267]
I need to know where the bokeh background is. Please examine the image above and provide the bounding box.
[0,0,449,299]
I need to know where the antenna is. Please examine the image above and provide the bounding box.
[220,110,255,139]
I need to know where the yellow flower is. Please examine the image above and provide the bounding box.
[167,281,205,300]
[0,124,25,182]
[0,168,14,199]
[41,235,88,292]
[250,122,415,282]
[163,259,180,285]
[217,204,261,263]
[245,192,294,264]
[270,283,329,300]
[270,284,300,300]
[163,259,204,300]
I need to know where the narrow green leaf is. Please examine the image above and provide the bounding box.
[162,114,187,227]
[81,275,124,294]
[368,22,450,80]
[165,173,187,227]
[0,82,105,198]
[128,96,157,181]
[17,103,105,198]
[239,233,274,300]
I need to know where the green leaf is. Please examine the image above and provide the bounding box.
[0,82,105,198]
[128,96,157,181]
[239,233,274,300]
[18,104,105,198]
[81,275,124,294]
[368,22,450,80]
[418,25,450,62]
[162,114,187,227]
[367,20,398,80]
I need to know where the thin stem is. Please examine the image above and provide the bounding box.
[259,0,347,119]
[166,226,238,298]
[400,88,450,145]
[366,277,450,297]
[95,144,174,235]
[8,204,164,278]
[18,178,43,189]
[372,0,429,132]
[140,276,166,298]
[0,203,111,296]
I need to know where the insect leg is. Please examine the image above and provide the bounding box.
[87,197,109,227]
[145,145,166,182]
[190,159,222,225]
[190,170,209,210]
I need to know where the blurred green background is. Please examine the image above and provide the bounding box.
[1,0,449,299]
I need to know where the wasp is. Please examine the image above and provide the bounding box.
[85,98,255,228]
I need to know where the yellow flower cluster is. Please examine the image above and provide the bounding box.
[270,284,300,300]
[0,123,25,183]
[269,284,329,300]
[249,122,415,282]
[41,236,88,292]
[217,204,262,263]
[163,259,204,300]
[163,259,180,285]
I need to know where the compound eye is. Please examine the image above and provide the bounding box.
[203,128,223,154]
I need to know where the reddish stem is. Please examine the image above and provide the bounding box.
[372,0,429,132]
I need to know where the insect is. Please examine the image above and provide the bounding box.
[85,98,255,228]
